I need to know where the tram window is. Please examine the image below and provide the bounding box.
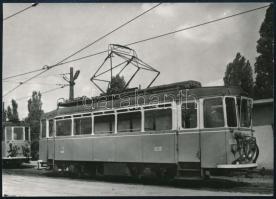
[49,119,54,137]
[74,117,92,135]
[145,109,172,131]
[225,98,237,127]
[118,111,141,133]
[56,119,72,136]
[41,120,46,138]
[25,127,29,141]
[94,115,115,134]
[14,127,24,140]
[204,98,224,128]
[6,127,12,141]
[238,98,252,127]
[181,102,197,128]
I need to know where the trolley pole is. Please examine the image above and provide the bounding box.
[63,67,80,101]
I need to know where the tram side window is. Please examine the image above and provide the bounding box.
[14,127,24,140]
[74,117,92,135]
[118,111,141,133]
[225,98,237,127]
[49,119,54,137]
[25,127,29,141]
[145,109,172,131]
[56,119,72,136]
[41,120,46,138]
[94,115,115,134]
[6,127,12,141]
[204,98,224,128]
[182,102,197,128]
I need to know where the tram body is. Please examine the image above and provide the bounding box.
[39,82,259,178]
[2,122,31,166]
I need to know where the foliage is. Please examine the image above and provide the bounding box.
[22,144,31,158]
[6,99,19,122]
[2,107,7,122]
[106,74,127,94]
[254,4,273,99]
[223,52,254,96]
[25,91,44,160]
[7,142,19,157]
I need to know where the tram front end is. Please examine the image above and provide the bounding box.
[200,96,259,176]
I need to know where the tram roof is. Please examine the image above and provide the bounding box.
[42,81,247,119]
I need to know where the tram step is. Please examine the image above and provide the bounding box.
[177,168,201,178]
[174,176,202,180]
[177,168,201,172]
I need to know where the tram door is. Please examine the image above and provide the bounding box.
[47,119,55,161]
[39,119,50,162]
[177,101,201,164]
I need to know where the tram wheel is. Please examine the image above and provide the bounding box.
[53,164,59,174]
[201,169,210,180]
[68,164,78,177]
[128,164,142,178]
[163,167,177,181]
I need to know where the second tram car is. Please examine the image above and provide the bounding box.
[2,121,31,167]
[39,81,259,179]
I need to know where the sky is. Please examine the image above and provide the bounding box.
[2,2,269,120]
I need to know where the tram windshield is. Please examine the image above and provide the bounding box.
[14,127,24,140]
[225,97,237,127]
[25,127,30,141]
[237,97,252,128]
[204,98,224,128]
[6,127,12,141]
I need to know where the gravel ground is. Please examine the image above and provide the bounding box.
[2,165,273,197]
[2,173,272,196]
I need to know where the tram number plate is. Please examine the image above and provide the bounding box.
[60,146,65,154]
[154,146,162,152]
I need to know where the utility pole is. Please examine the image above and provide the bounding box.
[62,67,80,100]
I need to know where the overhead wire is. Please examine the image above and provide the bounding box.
[34,4,270,68]
[125,4,270,46]
[3,80,64,86]
[15,85,69,101]
[3,66,49,80]
[3,3,39,21]
[55,3,162,66]
[3,4,269,97]
[3,3,162,97]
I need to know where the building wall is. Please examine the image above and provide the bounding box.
[252,100,274,170]
[252,102,274,126]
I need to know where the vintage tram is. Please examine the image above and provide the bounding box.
[39,81,259,179]
[2,121,31,167]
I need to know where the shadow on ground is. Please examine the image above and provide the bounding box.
[43,171,273,194]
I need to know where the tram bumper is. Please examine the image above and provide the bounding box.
[216,163,258,169]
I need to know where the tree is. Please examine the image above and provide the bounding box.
[254,4,273,99]
[106,74,127,94]
[7,106,12,121]
[2,108,7,122]
[223,52,254,96]
[6,99,19,122]
[25,91,44,160]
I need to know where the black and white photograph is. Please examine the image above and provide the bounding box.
[2,2,274,197]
